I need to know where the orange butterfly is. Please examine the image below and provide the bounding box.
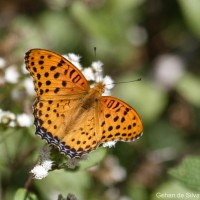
[25,49,143,158]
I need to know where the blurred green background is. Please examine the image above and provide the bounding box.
[1,0,200,199]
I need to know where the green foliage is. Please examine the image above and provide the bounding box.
[178,0,200,38]
[1,0,200,199]
[176,73,200,107]
[14,188,38,200]
[169,156,200,191]
[78,148,107,170]
[151,180,200,200]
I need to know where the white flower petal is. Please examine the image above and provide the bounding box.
[91,61,103,72]
[9,121,16,127]
[154,54,184,89]
[63,53,82,70]
[4,65,19,84]
[30,165,48,179]
[103,75,114,90]
[102,141,117,148]
[17,113,32,127]
[21,63,29,74]
[23,78,35,96]
[82,67,95,81]
[42,160,53,171]
[0,57,6,69]
[0,111,15,124]
[68,53,81,62]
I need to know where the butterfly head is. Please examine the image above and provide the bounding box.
[93,82,105,94]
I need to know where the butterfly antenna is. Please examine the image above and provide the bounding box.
[107,78,142,85]
[93,47,101,83]
[94,47,97,60]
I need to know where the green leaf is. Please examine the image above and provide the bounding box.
[36,170,90,200]
[127,182,148,200]
[147,121,185,151]
[14,188,38,200]
[169,156,200,191]
[78,147,107,170]
[176,73,200,107]
[178,0,200,38]
[151,180,200,200]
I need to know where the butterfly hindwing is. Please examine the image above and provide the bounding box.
[33,93,100,158]
[33,98,81,145]
[60,107,100,158]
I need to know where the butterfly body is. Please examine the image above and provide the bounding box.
[25,49,143,158]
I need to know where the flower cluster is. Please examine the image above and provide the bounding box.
[30,145,53,179]
[0,109,32,127]
[63,53,114,95]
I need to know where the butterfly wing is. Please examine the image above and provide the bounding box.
[34,97,99,158]
[60,106,100,158]
[25,49,92,158]
[99,96,143,144]
[25,49,90,98]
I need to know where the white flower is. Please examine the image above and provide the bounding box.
[154,54,185,89]
[98,156,127,186]
[67,53,81,63]
[102,141,117,148]
[39,145,53,170]
[91,61,103,72]
[17,113,32,127]
[42,160,54,171]
[91,61,104,82]
[4,65,20,84]
[102,75,114,95]
[82,67,95,81]
[0,57,6,69]
[106,156,126,182]
[0,110,15,124]
[111,163,126,182]
[21,63,29,74]
[9,121,16,127]
[0,110,33,128]
[30,165,48,179]
[30,145,53,179]
[103,75,114,89]
[63,53,82,70]
[23,78,35,96]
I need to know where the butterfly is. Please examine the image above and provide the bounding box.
[25,49,143,158]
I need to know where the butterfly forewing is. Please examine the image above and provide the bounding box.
[25,49,90,98]
[99,96,143,144]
